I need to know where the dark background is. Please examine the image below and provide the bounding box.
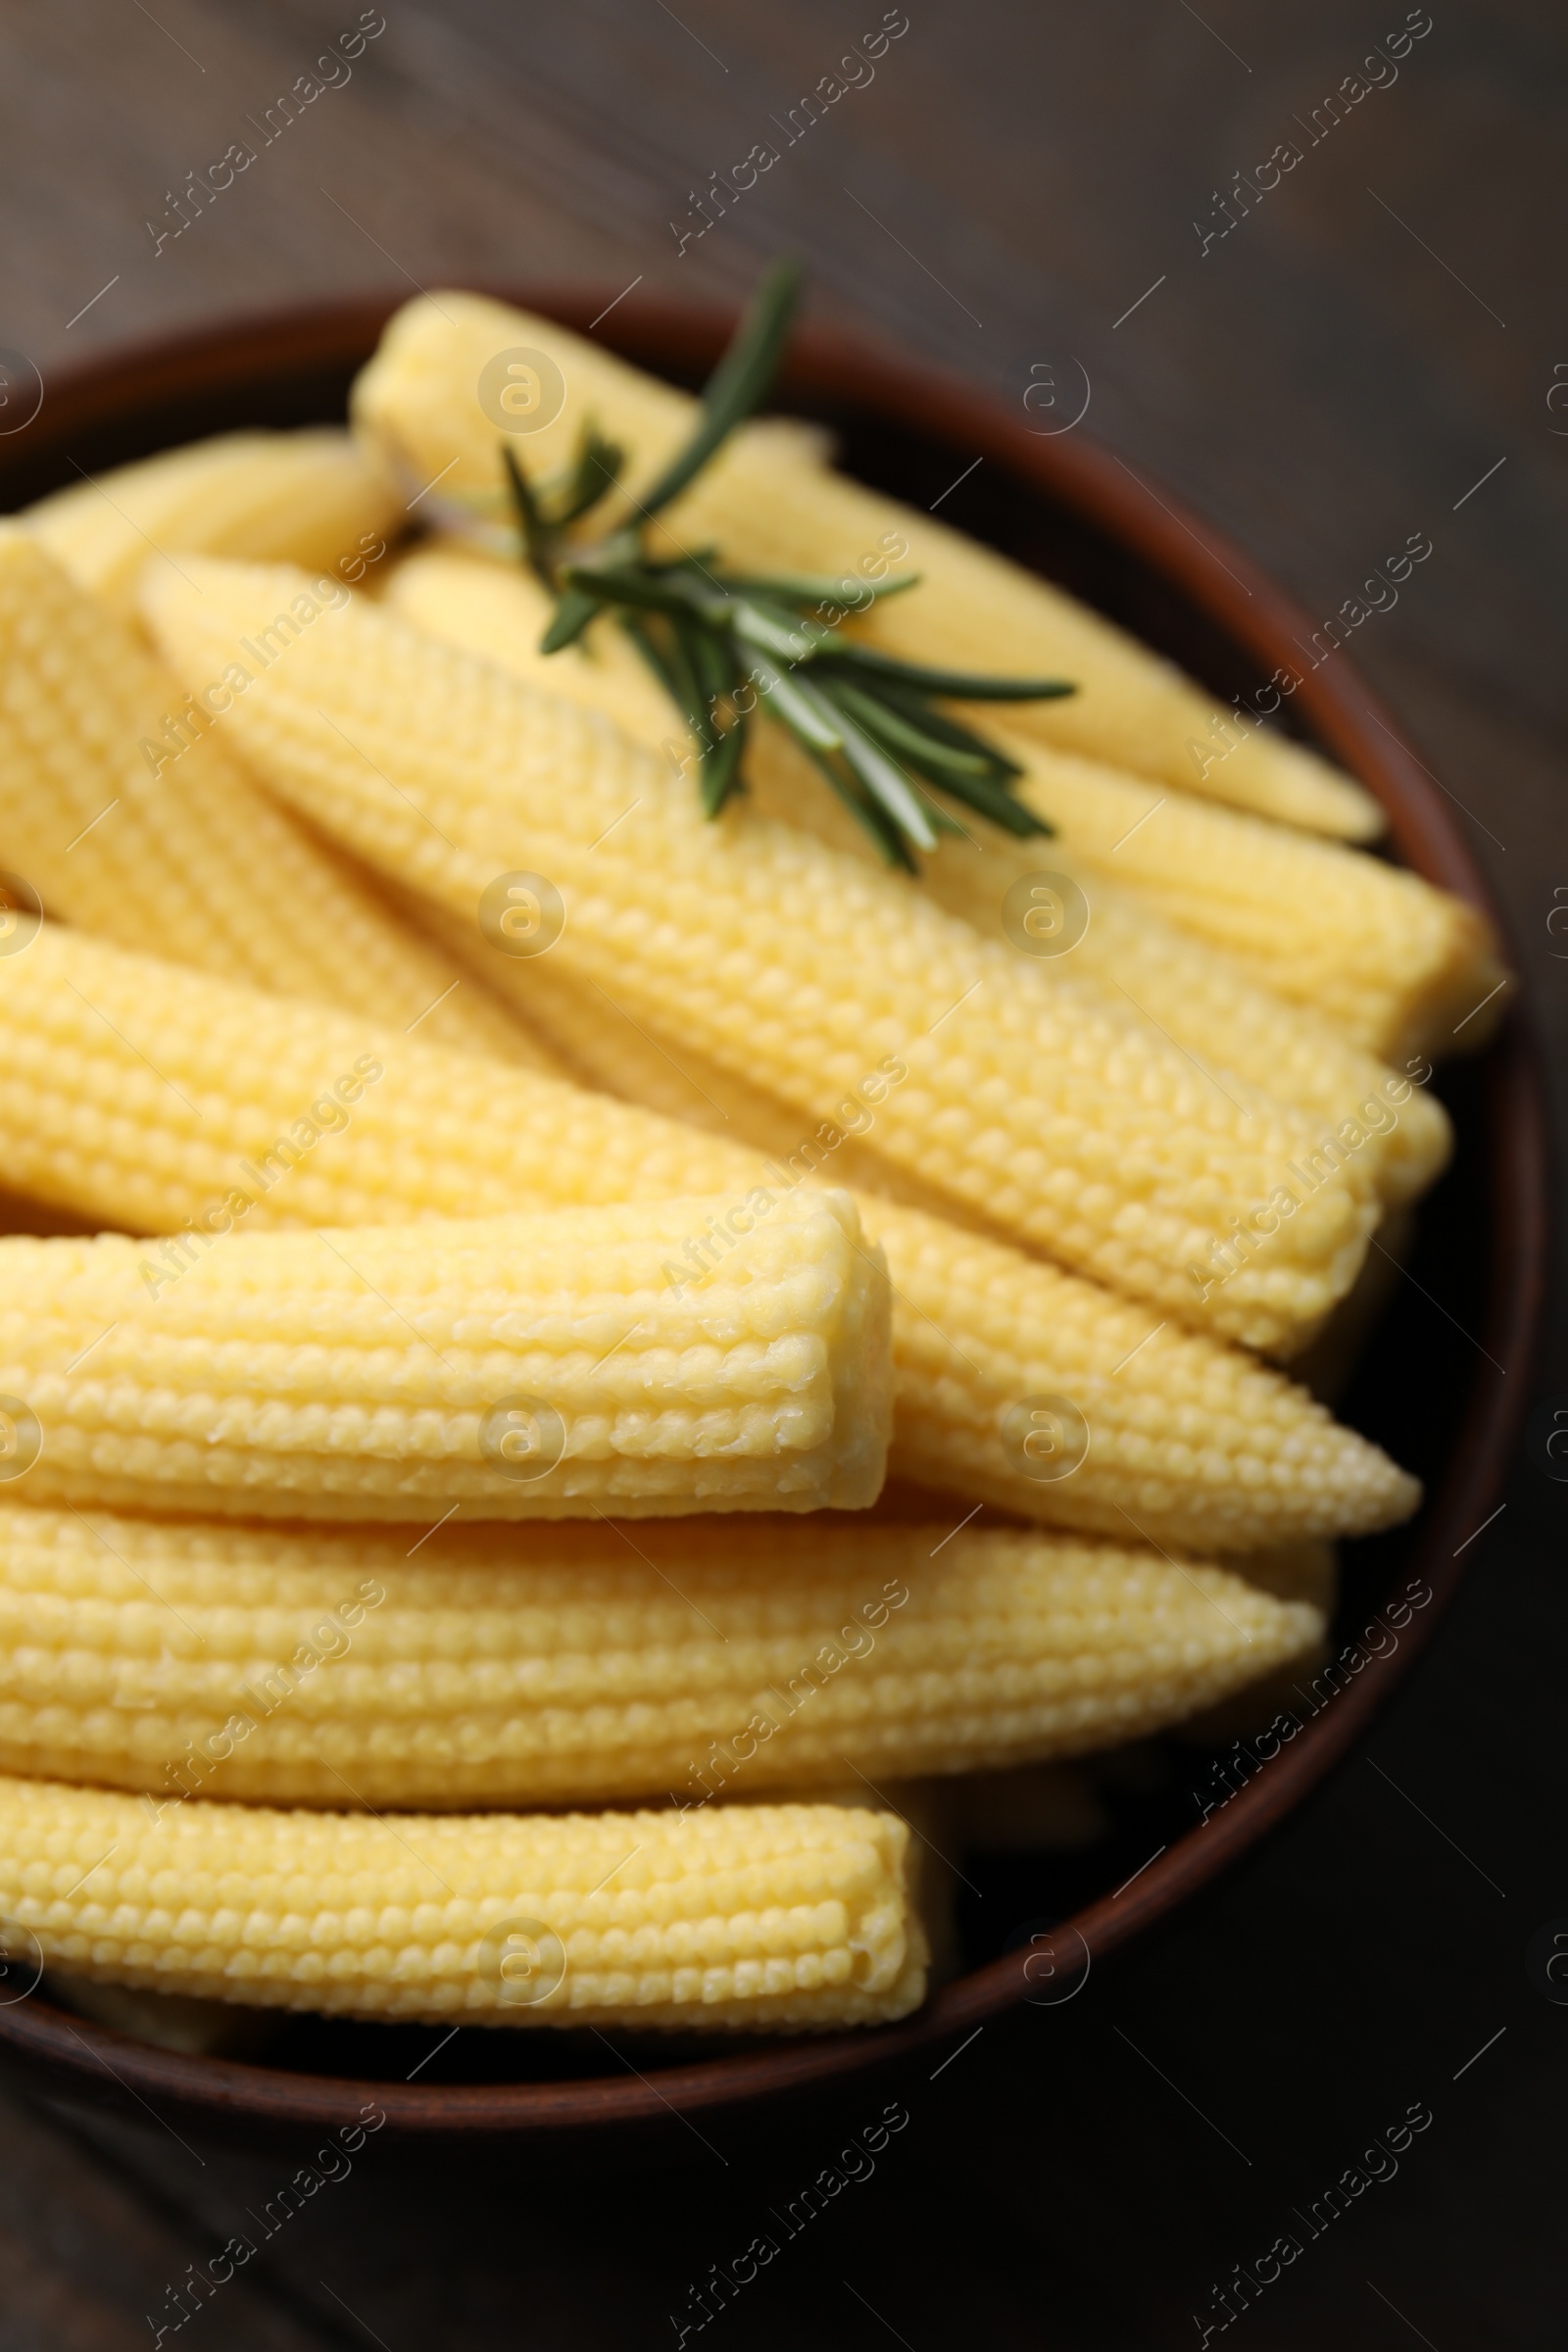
[1,2,1564,2343]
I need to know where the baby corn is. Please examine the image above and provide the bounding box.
[354,291,1379,838]
[989,729,1506,1061]
[144,559,1389,1350]
[24,427,400,618]
[0,1192,893,1519]
[0,1774,924,2030]
[0,924,1420,1550]
[386,544,1451,1201]
[0,1506,1326,1809]
[0,529,537,1066]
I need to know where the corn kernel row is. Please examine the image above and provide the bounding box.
[0,1504,1322,1808]
[0,1773,924,2030]
[0,1190,891,1520]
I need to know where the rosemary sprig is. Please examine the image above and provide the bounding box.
[500,259,1076,867]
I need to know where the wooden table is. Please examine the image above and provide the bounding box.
[1,2,1563,2342]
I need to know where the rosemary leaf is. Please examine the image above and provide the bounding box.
[720,569,921,610]
[818,643,1076,701]
[794,735,918,871]
[555,427,624,526]
[563,563,708,620]
[819,692,941,852]
[700,709,749,815]
[539,583,607,655]
[636,259,803,521]
[746,652,843,752]
[737,594,843,658]
[732,600,821,664]
[684,616,734,714]
[828,678,998,778]
[917,764,1053,838]
[854,675,1026,776]
[502,445,557,591]
[665,615,717,751]
[618,611,677,694]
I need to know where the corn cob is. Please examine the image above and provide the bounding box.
[24,428,400,618]
[387,544,1451,1200]
[143,560,1390,1351]
[0,1774,923,2030]
[0,1504,1326,1809]
[52,1777,945,2041]
[987,727,1506,1060]
[0,1189,892,1520]
[353,290,1379,838]
[0,529,539,1067]
[0,923,1420,1549]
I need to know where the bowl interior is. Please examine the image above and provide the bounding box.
[0,294,1542,2143]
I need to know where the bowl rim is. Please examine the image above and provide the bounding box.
[0,287,1548,2144]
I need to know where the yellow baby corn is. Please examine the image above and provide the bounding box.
[0,1191,893,1520]
[987,727,1507,1061]
[0,529,537,1066]
[353,291,1379,838]
[0,1774,923,2031]
[386,544,1451,1203]
[0,924,1420,1550]
[24,427,400,618]
[144,560,1389,1350]
[0,1505,1326,1809]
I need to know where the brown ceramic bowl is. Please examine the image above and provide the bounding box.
[0,291,1547,2155]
